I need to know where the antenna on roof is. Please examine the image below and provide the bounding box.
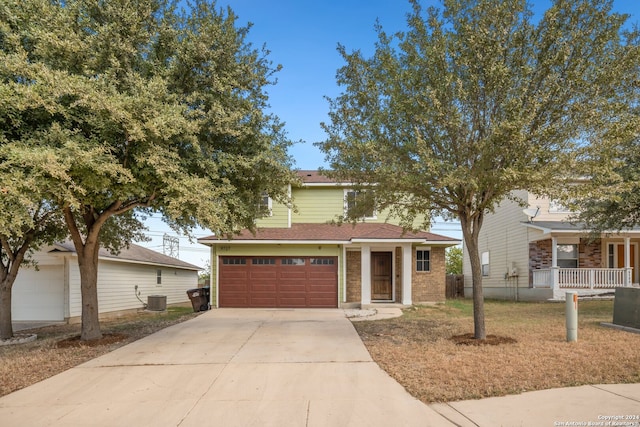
[522,207,540,223]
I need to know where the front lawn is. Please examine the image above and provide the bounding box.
[353,299,640,403]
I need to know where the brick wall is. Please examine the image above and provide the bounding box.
[529,238,602,284]
[579,238,602,268]
[529,240,552,272]
[412,246,446,303]
[346,246,447,304]
[346,251,361,303]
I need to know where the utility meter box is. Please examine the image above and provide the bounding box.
[612,287,640,329]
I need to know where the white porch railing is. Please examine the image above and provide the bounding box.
[532,267,632,292]
[532,269,552,288]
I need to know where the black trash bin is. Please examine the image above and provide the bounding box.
[187,287,210,312]
[200,287,210,311]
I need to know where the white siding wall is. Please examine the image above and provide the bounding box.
[68,259,198,318]
[463,190,531,298]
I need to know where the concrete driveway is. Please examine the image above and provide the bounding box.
[0,309,452,427]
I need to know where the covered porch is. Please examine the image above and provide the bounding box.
[525,222,640,299]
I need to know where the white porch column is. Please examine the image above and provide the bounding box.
[401,243,412,305]
[550,237,560,294]
[361,245,371,305]
[624,237,632,286]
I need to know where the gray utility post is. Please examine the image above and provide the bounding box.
[566,291,578,342]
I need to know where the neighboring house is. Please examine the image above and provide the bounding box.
[9,242,200,322]
[462,190,640,301]
[197,170,460,308]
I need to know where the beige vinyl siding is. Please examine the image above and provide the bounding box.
[527,193,573,222]
[68,260,198,318]
[463,190,530,294]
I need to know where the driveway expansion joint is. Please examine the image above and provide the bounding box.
[592,384,640,403]
[433,402,481,427]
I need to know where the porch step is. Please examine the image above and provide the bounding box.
[361,303,411,309]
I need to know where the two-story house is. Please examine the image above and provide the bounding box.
[197,170,460,308]
[462,190,640,301]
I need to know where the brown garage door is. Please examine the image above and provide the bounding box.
[219,256,338,308]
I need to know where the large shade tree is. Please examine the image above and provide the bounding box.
[0,0,296,340]
[318,0,639,339]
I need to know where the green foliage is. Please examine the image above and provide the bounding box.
[445,246,463,275]
[0,0,296,244]
[318,0,639,338]
[0,0,296,339]
[569,138,640,232]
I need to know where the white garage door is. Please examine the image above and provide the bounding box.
[12,265,65,321]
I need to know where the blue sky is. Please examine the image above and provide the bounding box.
[139,0,639,267]
[227,0,639,171]
[227,0,420,170]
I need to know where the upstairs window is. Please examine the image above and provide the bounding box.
[258,192,272,217]
[548,199,572,213]
[344,190,376,219]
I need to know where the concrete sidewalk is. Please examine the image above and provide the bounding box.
[431,383,640,426]
[1,309,639,426]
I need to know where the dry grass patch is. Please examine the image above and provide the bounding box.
[0,306,201,397]
[353,299,640,403]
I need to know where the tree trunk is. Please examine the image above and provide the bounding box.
[460,215,486,340]
[0,242,31,340]
[0,276,14,340]
[77,241,102,341]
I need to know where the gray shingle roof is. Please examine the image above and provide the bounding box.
[296,170,338,184]
[52,241,202,271]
